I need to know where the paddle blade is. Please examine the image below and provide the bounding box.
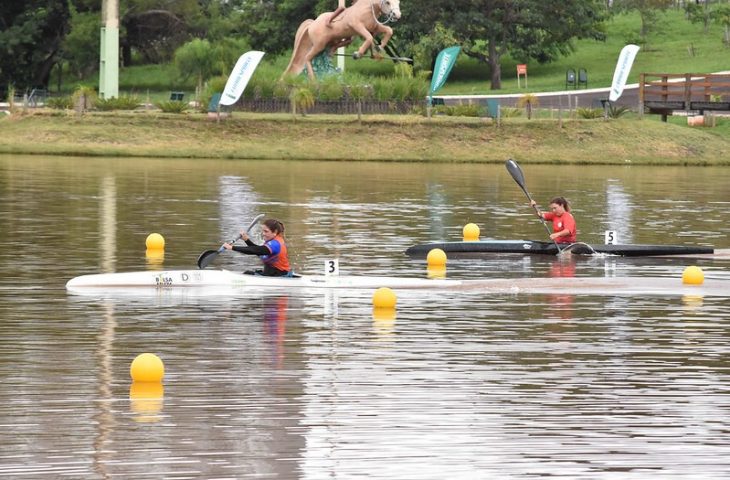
[197,250,219,269]
[505,158,531,200]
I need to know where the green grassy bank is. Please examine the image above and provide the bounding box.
[1,110,729,165]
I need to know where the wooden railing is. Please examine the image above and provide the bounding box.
[639,73,730,120]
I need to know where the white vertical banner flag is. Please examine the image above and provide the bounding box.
[609,44,640,102]
[220,51,265,106]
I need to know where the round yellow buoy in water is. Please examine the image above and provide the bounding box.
[130,353,165,383]
[427,265,447,279]
[372,287,397,308]
[145,233,165,250]
[463,223,480,241]
[682,265,704,285]
[427,248,447,267]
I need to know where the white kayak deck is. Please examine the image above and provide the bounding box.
[65,269,730,297]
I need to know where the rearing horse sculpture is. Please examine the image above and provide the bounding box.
[283,0,402,80]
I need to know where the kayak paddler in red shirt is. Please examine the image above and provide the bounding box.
[529,197,577,244]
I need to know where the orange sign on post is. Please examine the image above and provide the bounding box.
[517,64,527,88]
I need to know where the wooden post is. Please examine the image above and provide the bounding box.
[638,73,645,118]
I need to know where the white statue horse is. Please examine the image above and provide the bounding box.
[283,0,402,80]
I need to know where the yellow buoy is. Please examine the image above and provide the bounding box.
[130,353,165,383]
[463,223,480,241]
[372,287,397,308]
[682,265,704,285]
[427,248,447,267]
[145,233,165,250]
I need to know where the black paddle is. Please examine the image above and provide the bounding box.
[505,158,563,253]
[197,214,265,269]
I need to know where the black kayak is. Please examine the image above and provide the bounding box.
[405,240,715,257]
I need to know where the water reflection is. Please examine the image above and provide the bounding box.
[547,256,577,320]
[1,155,730,478]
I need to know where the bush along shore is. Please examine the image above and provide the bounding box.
[1,108,729,165]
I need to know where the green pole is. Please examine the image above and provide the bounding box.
[99,0,119,99]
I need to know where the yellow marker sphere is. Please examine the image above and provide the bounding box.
[682,265,704,285]
[145,233,165,250]
[372,287,397,308]
[130,353,165,382]
[463,223,480,241]
[427,248,447,267]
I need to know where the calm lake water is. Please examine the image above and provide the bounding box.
[1,154,729,479]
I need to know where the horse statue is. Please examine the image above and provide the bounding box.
[283,0,402,80]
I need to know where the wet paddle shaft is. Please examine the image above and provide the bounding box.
[197,214,265,269]
[505,159,562,253]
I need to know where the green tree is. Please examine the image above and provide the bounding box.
[174,38,216,98]
[613,0,673,43]
[711,5,730,47]
[244,0,325,56]
[397,0,606,90]
[62,9,100,79]
[684,1,711,33]
[0,0,71,90]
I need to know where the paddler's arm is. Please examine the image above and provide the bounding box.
[223,243,270,255]
[549,229,570,241]
[529,199,544,218]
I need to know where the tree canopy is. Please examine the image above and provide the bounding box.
[397,0,607,89]
[2,0,611,92]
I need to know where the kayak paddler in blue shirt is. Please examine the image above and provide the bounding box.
[224,218,292,276]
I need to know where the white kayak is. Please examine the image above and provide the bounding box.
[65,269,730,298]
[65,269,461,290]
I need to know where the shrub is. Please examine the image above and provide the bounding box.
[46,96,73,110]
[607,105,631,118]
[500,107,522,118]
[72,85,97,111]
[372,77,394,101]
[155,100,188,113]
[95,95,140,111]
[201,75,228,112]
[291,87,315,116]
[317,76,345,101]
[577,107,604,119]
[434,104,480,117]
[517,94,540,119]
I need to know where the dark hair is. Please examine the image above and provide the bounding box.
[263,218,285,235]
[550,197,570,212]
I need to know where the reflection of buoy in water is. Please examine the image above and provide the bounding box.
[129,381,164,422]
[427,248,447,267]
[372,307,396,337]
[463,223,480,241]
[682,266,704,285]
[145,248,164,268]
[372,287,397,308]
[130,353,165,382]
[427,265,447,279]
[681,294,704,309]
[145,233,165,250]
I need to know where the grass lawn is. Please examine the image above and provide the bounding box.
[441,9,730,95]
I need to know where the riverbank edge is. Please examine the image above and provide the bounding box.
[1,110,729,165]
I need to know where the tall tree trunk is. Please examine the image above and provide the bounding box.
[488,41,502,90]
